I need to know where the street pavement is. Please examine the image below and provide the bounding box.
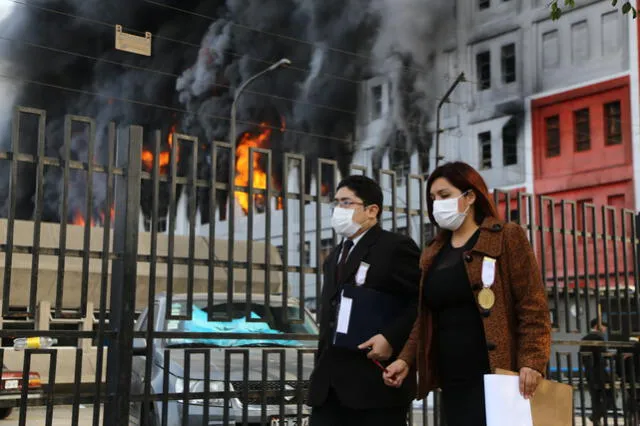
[0,405,621,425]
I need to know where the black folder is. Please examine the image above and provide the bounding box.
[332,285,409,351]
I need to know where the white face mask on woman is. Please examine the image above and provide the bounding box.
[331,207,362,237]
[432,192,470,231]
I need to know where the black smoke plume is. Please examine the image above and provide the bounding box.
[0,0,455,226]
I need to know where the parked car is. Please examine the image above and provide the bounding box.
[0,364,43,419]
[129,292,318,426]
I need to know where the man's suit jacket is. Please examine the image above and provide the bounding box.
[307,225,421,409]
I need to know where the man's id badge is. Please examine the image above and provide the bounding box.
[355,262,370,286]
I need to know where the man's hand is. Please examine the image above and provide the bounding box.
[519,367,542,399]
[358,334,393,361]
[383,359,409,388]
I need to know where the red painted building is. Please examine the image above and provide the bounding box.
[532,75,633,208]
[531,75,634,290]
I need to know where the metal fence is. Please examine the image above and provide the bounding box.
[0,108,638,425]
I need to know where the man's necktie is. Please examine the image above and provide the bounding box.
[336,239,354,283]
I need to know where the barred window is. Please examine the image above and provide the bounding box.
[478,131,492,170]
[476,51,491,90]
[502,120,517,166]
[574,108,591,152]
[545,115,560,157]
[501,43,516,83]
[604,101,622,145]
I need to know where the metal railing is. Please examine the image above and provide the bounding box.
[0,108,638,425]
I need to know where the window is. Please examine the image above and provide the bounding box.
[604,100,622,145]
[502,119,517,166]
[299,241,311,267]
[478,131,492,170]
[545,115,560,157]
[574,108,591,151]
[390,144,411,187]
[275,245,286,262]
[476,51,491,90]
[501,43,516,83]
[479,0,490,9]
[371,85,383,119]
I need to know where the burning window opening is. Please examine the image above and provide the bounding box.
[142,124,179,175]
[71,205,115,228]
[235,122,271,214]
[69,125,178,229]
[234,122,286,214]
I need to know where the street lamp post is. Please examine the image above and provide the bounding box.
[229,58,292,159]
[226,57,290,288]
[434,72,465,169]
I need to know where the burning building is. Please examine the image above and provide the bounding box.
[0,0,454,229]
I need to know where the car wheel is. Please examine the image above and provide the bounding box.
[0,407,13,420]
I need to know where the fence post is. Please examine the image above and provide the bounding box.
[104,125,142,425]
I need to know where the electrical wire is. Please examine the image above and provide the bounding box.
[0,72,354,144]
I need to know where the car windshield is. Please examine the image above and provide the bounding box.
[164,300,318,348]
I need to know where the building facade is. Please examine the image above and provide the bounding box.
[356,0,636,197]
[172,1,640,314]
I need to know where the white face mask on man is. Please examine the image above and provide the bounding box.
[432,192,470,231]
[331,207,362,237]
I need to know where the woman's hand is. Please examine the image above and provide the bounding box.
[382,359,409,388]
[519,367,542,399]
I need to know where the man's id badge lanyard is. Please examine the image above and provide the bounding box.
[478,256,496,309]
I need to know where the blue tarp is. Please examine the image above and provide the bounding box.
[171,306,302,347]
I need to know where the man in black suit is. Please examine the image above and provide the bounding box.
[580,318,614,426]
[308,175,421,426]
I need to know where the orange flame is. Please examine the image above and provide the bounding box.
[71,205,114,228]
[235,123,271,213]
[142,125,177,174]
[72,210,94,227]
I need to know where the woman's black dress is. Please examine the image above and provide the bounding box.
[423,230,490,426]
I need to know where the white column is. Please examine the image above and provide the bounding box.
[523,96,535,195]
[629,2,640,210]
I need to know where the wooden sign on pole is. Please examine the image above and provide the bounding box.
[115,25,152,56]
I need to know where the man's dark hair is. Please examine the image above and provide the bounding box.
[336,175,383,219]
[590,318,607,329]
